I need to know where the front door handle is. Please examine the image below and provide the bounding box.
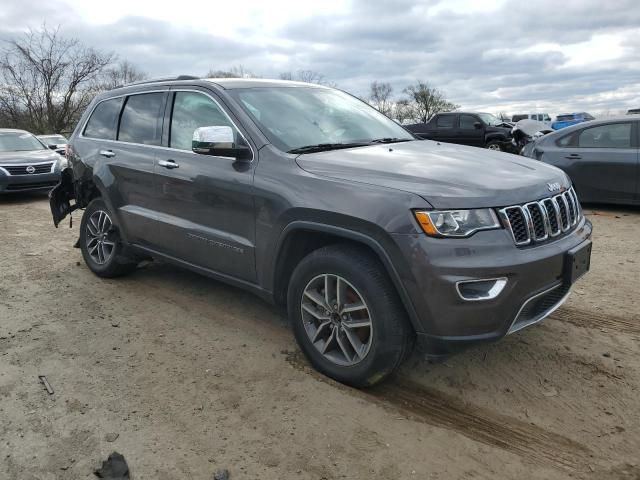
[99,149,115,158]
[565,153,582,160]
[158,159,179,169]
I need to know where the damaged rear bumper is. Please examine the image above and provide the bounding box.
[49,168,78,227]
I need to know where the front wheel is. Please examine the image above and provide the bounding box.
[486,141,502,151]
[80,198,137,278]
[287,245,414,388]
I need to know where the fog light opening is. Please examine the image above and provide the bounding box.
[456,278,507,301]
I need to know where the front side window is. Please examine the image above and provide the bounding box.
[0,132,47,152]
[170,92,234,151]
[118,93,165,145]
[459,115,477,130]
[577,123,632,149]
[230,87,413,152]
[436,115,455,129]
[84,97,123,140]
[477,113,502,126]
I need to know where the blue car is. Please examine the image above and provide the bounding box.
[551,112,595,130]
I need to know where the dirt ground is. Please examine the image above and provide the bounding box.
[1,193,638,480]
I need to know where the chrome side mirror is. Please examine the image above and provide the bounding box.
[192,126,251,161]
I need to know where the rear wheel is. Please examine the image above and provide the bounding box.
[287,245,414,388]
[80,198,137,278]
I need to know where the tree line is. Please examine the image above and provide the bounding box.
[368,80,459,124]
[0,25,457,135]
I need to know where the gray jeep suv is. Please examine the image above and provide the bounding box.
[50,77,592,387]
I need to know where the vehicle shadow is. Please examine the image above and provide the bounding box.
[0,191,50,206]
[582,202,640,215]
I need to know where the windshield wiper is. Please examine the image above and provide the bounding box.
[287,142,369,154]
[368,137,412,144]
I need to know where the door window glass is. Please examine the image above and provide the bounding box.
[577,123,631,149]
[118,93,165,145]
[170,92,234,151]
[84,97,123,140]
[436,115,454,129]
[459,115,477,129]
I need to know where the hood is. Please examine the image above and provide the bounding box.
[0,149,61,164]
[295,140,570,209]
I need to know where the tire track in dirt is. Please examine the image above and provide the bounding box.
[286,351,591,473]
[552,307,640,337]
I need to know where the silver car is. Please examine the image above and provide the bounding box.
[523,117,639,205]
[0,129,65,194]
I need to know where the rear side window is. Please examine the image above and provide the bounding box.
[436,115,454,129]
[118,93,166,145]
[577,123,631,149]
[84,98,123,140]
[169,91,234,151]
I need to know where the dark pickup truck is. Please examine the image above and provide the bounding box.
[406,112,514,152]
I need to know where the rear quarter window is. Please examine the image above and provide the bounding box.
[83,97,124,140]
[436,115,455,128]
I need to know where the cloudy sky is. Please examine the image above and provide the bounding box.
[2,0,639,116]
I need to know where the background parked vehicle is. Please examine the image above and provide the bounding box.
[511,119,554,154]
[522,117,639,205]
[628,108,640,115]
[37,134,68,156]
[0,129,64,193]
[511,113,552,125]
[551,112,595,130]
[405,112,514,151]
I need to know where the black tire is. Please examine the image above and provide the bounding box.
[486,140,502,151]
[80,198,137,278]
[287,244,414,388]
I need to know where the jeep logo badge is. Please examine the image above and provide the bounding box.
[26,165,36,174]
[547,182,561,192]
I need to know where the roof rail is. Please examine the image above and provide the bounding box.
[121,75,200,87]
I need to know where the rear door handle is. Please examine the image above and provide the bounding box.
[99,149,115,158]
[158,159,179,169]
[565,153,581,160]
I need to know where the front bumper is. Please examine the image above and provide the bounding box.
[0,170,61,193]
[391,217,592,355]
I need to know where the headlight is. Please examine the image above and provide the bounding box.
[57,156,69,169]
[414,209,501,238]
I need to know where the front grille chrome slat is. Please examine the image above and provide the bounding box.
[499,187,582,246]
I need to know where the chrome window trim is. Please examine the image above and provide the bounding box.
[78,88,255,162]
[0,160,56,176]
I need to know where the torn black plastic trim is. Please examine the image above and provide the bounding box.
[49,168,78,228]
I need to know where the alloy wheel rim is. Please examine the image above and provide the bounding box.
[300,274,373,366]
[86,210,116,265]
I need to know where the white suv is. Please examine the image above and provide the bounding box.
[511,113,552,125]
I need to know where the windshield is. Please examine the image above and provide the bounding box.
[557,114,576,121]
[477,113,502,126]
[0,132,47,152]
[39,135,67,144]
[230,87,413,152]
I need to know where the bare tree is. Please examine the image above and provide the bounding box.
[393,99,414,124]
[279,70,336,87]
[206,65,258,79]
[101,60,148,89]
[0,25,113,134]
[403,81,459,123]
[369,81,393,116]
